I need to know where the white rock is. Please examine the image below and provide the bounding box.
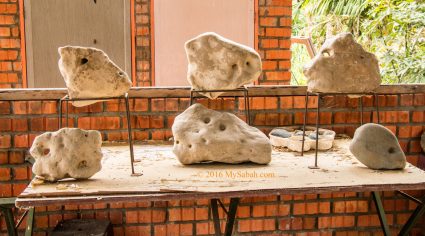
[185,32,262,99]
[304,32,381,93]
[349,123,406,170]
[172,104,271,164]
[58,46,132,107]
[30,128,103,181]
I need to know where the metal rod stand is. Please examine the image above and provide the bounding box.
[210,198,240,236]
[190,87,251,125]
[58,93,141,176]
[301,92,309,157]
[301,92,381,169]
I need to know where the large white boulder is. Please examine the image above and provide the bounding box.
[349,123,406,170]
[58,46,132,107]
[304,33,381,93]
[172,104,272,164]
[185,32,262,99]
[30,128,103,181]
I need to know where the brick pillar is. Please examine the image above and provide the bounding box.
[0,0,23,88]
[134,0,153,87]
[257,0,292,85]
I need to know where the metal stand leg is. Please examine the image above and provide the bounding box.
[0,206,17,236]
[309,93,320,169]
[125,93,141,176]
[58,95,69,128]
[210,198,240,236]
[58,99,63,128]
[243,89,250,125]
[65,100,69,127]
[360,96,364,126]
[372,191,391,236]
[24,207,35,236]
[374,93,380,124]
[301,92,309,156]
[189,90,194,106]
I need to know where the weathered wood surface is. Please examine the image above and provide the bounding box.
[16,139,425,207]
[2,84,425,101]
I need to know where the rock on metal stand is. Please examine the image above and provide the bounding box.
[58,93,142,176]
[189,86,251,235]
[301,91,381,169]
[300,91,425,236]
[189,86,251,125]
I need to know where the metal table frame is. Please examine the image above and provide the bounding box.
[58,93,142,176]
[12,188,425,236]
[189,87,251,125]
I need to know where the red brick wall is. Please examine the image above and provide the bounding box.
[257,0,292,85]
[134,0,152,86]
[0,0,23,88]
[0,0,292,88]
[0,91,424,235]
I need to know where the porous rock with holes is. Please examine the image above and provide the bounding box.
[172,104,272,164]
[58,46,132,107]
[349,123,406,170]
[185,32,262,99]
[30,128,103,182]
[303,32,381,93]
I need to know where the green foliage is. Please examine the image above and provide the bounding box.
[291,0,425,85]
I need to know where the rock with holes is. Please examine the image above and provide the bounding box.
[304,32,381,93]
[185,32,262,99]
[30,128,103,182]
[58,46,132,107]
[172,104,271,164]
[349,123,406,170]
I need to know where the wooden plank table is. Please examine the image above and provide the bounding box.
[16,139,425,236]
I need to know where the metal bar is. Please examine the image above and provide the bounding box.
[15,209,29,229]
[396,191,423,205]
[58,99,63,128]
[1,207,17,236]
[190,90,194,106]
[58,95,129,101]
[375,93,380,124]
[65,99,69,127]
[360,96,364,126]
[217,199,228,215]
[190,88,246,93]
[243,89,249,125]
[398,198,425,236]
[246,89,251,125]
[24,207,35,236]
[301,92,309,156]
[124,93,137,176]
[313,94,320,168]
[211,199,222,236]
[372,191,391,236]
[224,198,240,236]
